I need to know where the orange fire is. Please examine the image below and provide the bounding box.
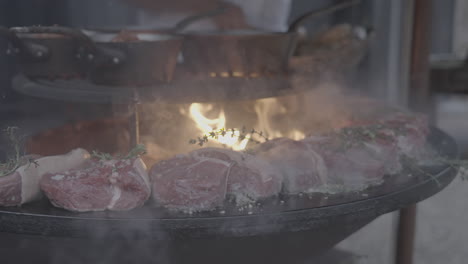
[187,98,305,151]
[189,103,250,151]
[254,98,305,141]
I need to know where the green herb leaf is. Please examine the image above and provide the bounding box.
[187,127,269,150]
[92,144,147,161]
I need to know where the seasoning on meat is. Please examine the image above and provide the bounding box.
[194,148,282,204]
[149,152,230,212]
[0,149,90,206]
[304,134,391,192]
[149,147,282,212]
[254,138,327,194]
[40,157,151,212]
[302,111,429,192]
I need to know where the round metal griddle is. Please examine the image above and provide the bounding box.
[0,127,459,264]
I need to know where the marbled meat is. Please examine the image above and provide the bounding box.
[304,134,396,191]
[254,138,327,194]
[302,111,429,191]
[40,157,151,212]
[149,152,230,212]
[379,112,429,158]
[149,147,282,211]
[0,149,89,207]
[194,148,282,204]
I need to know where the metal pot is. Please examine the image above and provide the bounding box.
[177,0,361,78]
[86,30,183,86]
[8,26,183,86]
[179,30,294,78]
[2,26,87,79]
[84,4,229,86]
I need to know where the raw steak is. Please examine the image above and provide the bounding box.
[302,112,429,191]
[149,152,230,212]
[194,148,282,204]
[303,133,390,192]
[254,138,328,194]
[0,171,22,206]
[150,147,282,211]
[0,149,89,207]
[337,111,429,160]
[40,157,150,212]
[379,112,429,158]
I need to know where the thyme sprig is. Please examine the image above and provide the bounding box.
[91,144,147,161]
[333,125,380,150]
[333,121,408,151]
[401,153,468,185]
[436,157,468,181]
[401,155,443,187]
[189,127,269,147]
[91,151,114,161]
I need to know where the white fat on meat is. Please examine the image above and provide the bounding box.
[107,185,122,210]
[41,156,151,212]
[131,158,151,193]
[106,158,151,211]
[17,148,90,204]
[192,148,282,204]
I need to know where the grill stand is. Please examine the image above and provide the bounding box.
[395,0,432,263]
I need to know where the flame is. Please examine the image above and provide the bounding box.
[189,103,249,151]
[291,129,306,140]
[254,98,305,140]
[187,98,305,151]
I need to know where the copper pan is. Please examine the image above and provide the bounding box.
[177,0,362,78]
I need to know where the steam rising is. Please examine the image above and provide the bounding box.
[139,80,378,167]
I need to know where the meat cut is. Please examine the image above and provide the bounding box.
[150,151,230,212]
[194,148,282,204]
[254,138,327,194]
[0,149,90,206]
[302,111,429,191]
[149,147,282,211]
[304,134,394,191]
[379,112,429,158]
[40,157,151,212]
[149,110,430,211]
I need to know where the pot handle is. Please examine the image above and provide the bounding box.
[10,26,126,67]
[171,3,229,33]
[285,0,362,63]
[288,0,362,33]
[0,26,49,60]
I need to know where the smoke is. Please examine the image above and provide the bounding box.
[130,20,373,164]
[41,214,172,264]
[138,77,383,168]
[7,20,383,264]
